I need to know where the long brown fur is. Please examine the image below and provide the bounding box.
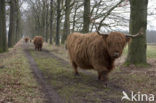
[33,36,43,51]
[67,32,130,81]
[24,37,29,43]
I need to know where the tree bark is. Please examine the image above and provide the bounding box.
[49,0,54,44]
[8,0,17,47]
[42,0,46,39]
[0,0,7,52]
[45,2,49,42]
[82,0,90,33]
[62,0,71,44]
[56,0,61,46]
[126,0,148,65]
[15,0,21,43]
[72,2,78,32]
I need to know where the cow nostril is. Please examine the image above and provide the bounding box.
[114,52,119,56]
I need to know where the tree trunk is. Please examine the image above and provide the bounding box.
[126,0,148,65]
[45,3,49,42]
[82,0,90,33]
[72,3,78,32]
[56,0,61,46]
[15,0,21,43]
[0,0,7,52]
[8,0,17,47]
[49,0,54,44]
[62,0,71,44]
[42,1,46,39]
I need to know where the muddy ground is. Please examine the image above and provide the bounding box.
[1,39,155,103]
[24,40,156,103]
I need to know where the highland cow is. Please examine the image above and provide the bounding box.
[33,36,43,51]
[24,37,29,43]
[66,29,143,82]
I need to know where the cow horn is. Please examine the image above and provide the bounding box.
[94,23,102,35]
[126,28,144,38]
[91,19,108,36]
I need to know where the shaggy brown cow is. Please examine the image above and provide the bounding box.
[33,36,43,51]
[66,30,143,82]
[24,37,29,43]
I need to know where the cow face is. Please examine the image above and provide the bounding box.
[104,32,130,59]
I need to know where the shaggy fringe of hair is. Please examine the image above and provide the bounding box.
[67,32,128,72]
[33,36,43,48]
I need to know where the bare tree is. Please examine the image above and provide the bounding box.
[126,0,148,65]
[45,1,49,42]
[0,0,7,52]
[15,0,22,42]
[56,0,61,46]
[61,0,72,44]
[82,0,90,33]
[8,0,18,47]
[49,0,54,44]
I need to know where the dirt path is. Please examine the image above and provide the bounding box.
[23,42,129,103]
[42,49,130,92]
[24,44,65,103]
[23,41,156,103]
[38,50,130,103]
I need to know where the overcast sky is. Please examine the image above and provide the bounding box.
[147,0,156,30]
[21,0,156,31]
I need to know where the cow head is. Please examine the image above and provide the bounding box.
[97,28,143,59]
[91,19,143,59]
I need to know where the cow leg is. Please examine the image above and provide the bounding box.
[72,61,79,76]
[35,46,37,50]
[93,64,110,82]
[36,45,38,51]
[98,71,110,82]
[40,45,42,51]
[98,72,102,80]
[38,46,40,51]
[38,44,41,51]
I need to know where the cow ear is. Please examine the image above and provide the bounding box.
[126,37,131,42]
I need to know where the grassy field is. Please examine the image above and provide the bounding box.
[147,45,156,58]
[123,45,156,58]
[0,42,44,103]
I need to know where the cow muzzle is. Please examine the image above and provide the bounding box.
[113,52,120,58]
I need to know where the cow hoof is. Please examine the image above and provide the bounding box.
[74,72,79,76]
[99,80,108,87]
[100,76,108,82]
[97,80,108,87]
[103,82,108,87]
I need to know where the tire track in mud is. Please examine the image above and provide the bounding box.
[24,47,65,103]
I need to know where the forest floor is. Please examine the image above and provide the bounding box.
[0,39,156,103]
